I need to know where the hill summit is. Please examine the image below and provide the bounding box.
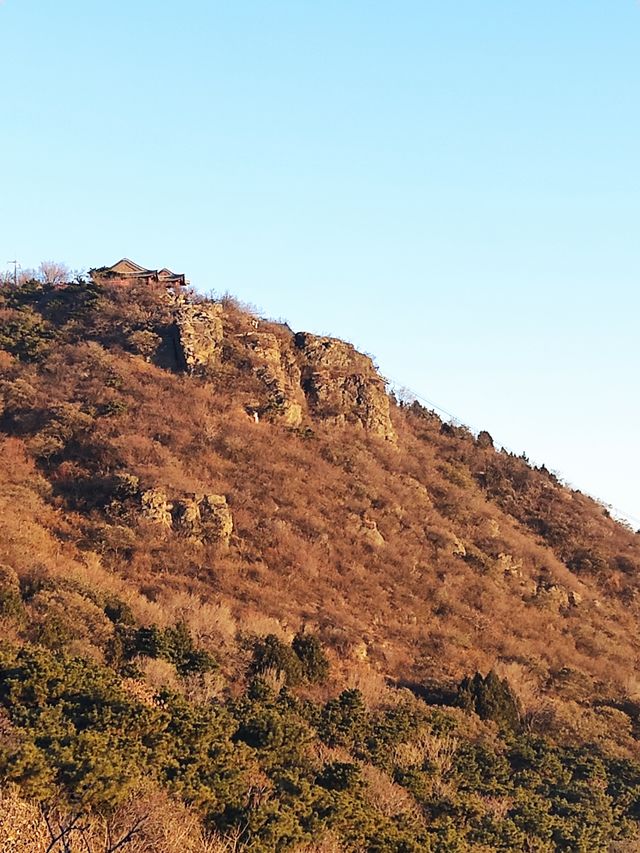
[1,266,640,851]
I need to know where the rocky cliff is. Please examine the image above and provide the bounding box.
[172,297,395,440]
[173,301,224,374]
[294,332,395,440]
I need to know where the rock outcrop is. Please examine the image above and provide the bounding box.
[240,332,304,427]
[534,579,582,610]
[140,486,232,545]
[140,488,173,528]
[169,299,395,439]
[174,302,224,374]
[294,332,395,440]
[174,494,233,546]
[360,517,386,548]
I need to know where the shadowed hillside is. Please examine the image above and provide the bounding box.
[1,271,640,851]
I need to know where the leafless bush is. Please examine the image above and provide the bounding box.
[0,786,238,853]
[359,763,422,820]
[292,833,345,853]
[394,729,459,776]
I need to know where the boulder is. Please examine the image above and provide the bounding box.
[199,493,234,546]
[140,488,173,528]
[497,553,524,578]
[175,495,203,537]
[568,590,583,607]
[535,581,570,609]
[361,516,386,548]
[452,537,467,558]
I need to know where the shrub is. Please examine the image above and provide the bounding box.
[317,761,363,792]
[250,634,303,686]
[0,645,160,808]
[118,622,217,677]
[292,631,330,684]
[457,671,522,731]
[0,564,23,620]
[319,689,368,749]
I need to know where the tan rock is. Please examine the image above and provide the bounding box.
[199,493,234,546]
[361,516,386,548]
[352,641,369,661]
[174,302,224,374]
[488,519,501,538]
[175,493,233,546]
[497,553,523,577]
[294,332,395,440]
[452,537,467,557]
[535,581,570,609]
[114,472,140,498]
[140,488,173,527]
[568,590,583,607]
[242,332,305,427]
[176,495,203,538]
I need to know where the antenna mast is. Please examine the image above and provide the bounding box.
[6,260,20,287]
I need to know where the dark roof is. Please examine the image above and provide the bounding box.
[91,259,188,285]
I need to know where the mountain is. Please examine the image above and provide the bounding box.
[1,270,639,852]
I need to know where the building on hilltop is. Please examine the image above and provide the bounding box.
[90,258,188,290]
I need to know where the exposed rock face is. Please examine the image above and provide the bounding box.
[241,332,304,427]
[294,332,395,440]
[568,590,583,607]
[200,494,234,545]
[361,517,386,548]
[110,470,233,544]
[169,299,395,438]
[140,488,173,528]
[497,553,524,578]
[349,514,386,548]
[535,580,570,609]
[452,536,467,558]
[174,494,233,546]
[174,302,223,374]
[140,486,232,546]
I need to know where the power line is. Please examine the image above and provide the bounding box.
[384,374,640,530]
[385,373,518,454]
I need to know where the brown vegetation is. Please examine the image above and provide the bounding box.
[1,276,640,725]
[1,271,640,849]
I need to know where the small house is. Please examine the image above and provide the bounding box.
[90,258,188,289]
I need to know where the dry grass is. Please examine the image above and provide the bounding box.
[1,283,640,754]
[0,785,231,853]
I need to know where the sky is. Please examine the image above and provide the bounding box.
[1,1,639,525]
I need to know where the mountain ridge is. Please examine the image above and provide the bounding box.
[1,269,640,851]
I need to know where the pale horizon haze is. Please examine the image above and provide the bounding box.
[1,1,638,525]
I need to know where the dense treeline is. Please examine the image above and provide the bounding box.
[2,638,640,851]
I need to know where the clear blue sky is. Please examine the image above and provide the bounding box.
[1,1,639,524]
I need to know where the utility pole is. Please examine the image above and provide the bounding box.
[6,260,20,287]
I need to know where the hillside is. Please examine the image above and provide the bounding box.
[1,270,640,852]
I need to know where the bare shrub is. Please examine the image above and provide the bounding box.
[360,763,422,820]
[37,261,72,285]
[292,833,345,853]
[493,661,553,729]
[0,786,47,852]
[395,729,459,776]
[0,785,237,853]
[137,656,180,693]
[345,664,396,709]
